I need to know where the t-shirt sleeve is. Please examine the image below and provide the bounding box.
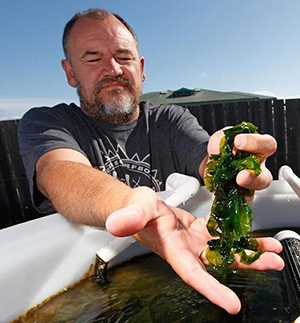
[18,106,86,214]
[168,106,210,181]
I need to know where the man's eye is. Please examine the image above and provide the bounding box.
[115,57,132,64]
[87,58,101,63]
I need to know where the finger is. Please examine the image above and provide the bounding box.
[170,250,241,314]
[233,252,284,271]
[106,204,149,236]
[201,237,284,270]
[106,187,163,236]
[207,129,226,155]
[256,237,283,253]
[189,216,211,237]
[236,163,273,190]
[234,134,277,161]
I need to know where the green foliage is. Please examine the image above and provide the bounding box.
[204,122,263,282]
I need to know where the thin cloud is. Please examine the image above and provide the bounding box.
[254,90,300,100]
[0,97,78,120]
[254,90,277,97]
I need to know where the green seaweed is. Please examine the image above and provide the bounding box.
[204,121,263,282]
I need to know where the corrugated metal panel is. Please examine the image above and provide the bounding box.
[0,120,42,229]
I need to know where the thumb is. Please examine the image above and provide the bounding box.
[105,187,160,237]
[106,204,148,236]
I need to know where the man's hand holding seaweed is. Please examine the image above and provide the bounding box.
[207,127,277,192]
[106,126,284,315]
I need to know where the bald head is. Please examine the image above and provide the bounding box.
[62,9,138,62]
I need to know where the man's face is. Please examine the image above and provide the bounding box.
[62,15,145,123]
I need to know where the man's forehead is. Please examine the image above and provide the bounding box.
[71,15,135,45]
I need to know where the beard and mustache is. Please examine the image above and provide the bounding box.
[77,76,141,124]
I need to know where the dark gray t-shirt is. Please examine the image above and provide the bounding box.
[18,101,209,213]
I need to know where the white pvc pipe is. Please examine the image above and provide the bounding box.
[278,165,300,199]
[97,173,200,263]
[164,173,201,207]
[96,236,136,263]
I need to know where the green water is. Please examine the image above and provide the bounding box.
[17,252,290,323]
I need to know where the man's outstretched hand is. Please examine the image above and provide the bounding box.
[106,186,284,315]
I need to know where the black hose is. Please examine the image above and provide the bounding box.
[274,230,300,322]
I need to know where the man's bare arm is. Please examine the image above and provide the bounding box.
[36,148,133,228]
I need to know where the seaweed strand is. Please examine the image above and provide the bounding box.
[204,121,263,282]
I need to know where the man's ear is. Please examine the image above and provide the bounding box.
[61,59,77,88]
[140,57,146,82]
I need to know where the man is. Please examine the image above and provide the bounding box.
[18,9,283,314]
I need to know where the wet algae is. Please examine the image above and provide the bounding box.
[204,122,263,281]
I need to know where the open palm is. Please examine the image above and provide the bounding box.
[106,187,283,314]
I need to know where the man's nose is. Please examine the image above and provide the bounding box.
[102,57,123,77]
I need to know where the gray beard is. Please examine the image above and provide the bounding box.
[77,77,140,124]
[97,98,136,123]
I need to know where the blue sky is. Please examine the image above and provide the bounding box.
[1,0,300,120]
